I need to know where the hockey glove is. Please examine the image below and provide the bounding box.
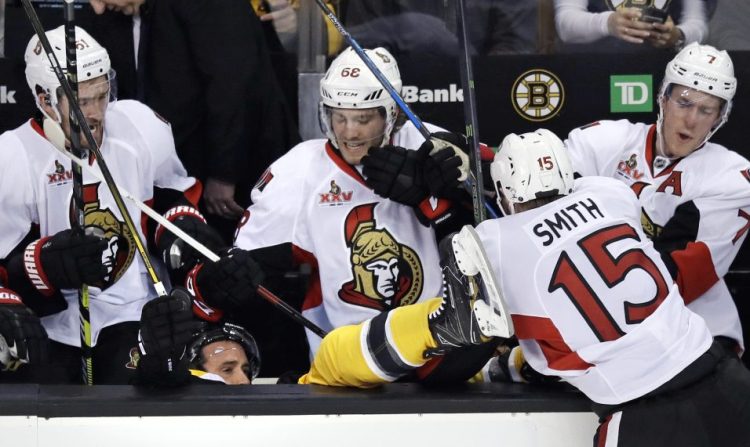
[136,287,195,386]
[26,229,109,293]
[422,132,471,198]
[0,288,48,371]
[362,145,429,206]
[187,248,265,313]
[488,345,560,385]
[154,206,225,274]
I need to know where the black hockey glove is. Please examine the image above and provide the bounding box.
[488,346,560,385]
[27,229,109,292]
[0,288,48,371]
[136,287,195,386]
[362,145,429,206]
[187,248,265,313]
[422,132,470,199]
[154,206,225,274]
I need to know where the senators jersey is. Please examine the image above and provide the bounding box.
[0,100,196,346]
[565,120,750,350]
[235,122,446,355]
[475,177,712,405]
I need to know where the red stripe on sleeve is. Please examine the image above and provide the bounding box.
[292,245,323,312]
[511,314,593,371]
[672,241,719,304]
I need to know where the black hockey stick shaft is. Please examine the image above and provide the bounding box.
[21,0,168,298]
[455,0,487,225]
[258,286,328,338]
[63,0,93,386]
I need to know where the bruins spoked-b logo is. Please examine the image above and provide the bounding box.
[512,69,565,122]
[338,203,423,311]
[70,183,136,286]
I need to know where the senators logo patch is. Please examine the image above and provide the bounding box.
[47,160,73,185]
[512,69,565,122]
[616,153,645,180]
[338,203,423,311]
[319,180,353,206]
[72,183,136,286]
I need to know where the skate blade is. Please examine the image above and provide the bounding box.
[456,226,514,338]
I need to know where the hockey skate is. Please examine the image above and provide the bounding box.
[425,225,514,358]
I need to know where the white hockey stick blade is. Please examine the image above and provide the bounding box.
[454,225,514,338]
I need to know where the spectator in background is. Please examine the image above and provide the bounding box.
[555,0,707,52]
[87,0,299,243]
[707,0,750,51]
[343,0,538,58]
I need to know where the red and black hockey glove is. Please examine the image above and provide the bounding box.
[362,145,430,206]
[154,206,225,274]
[0,288,48,372]
[25,229,109,293]
[186,248,265,320]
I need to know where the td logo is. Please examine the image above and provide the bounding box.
[610,75,652,113]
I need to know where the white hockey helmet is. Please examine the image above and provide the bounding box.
[319,46,402,148]
[657,43,736,147]
[25,25,112,118]
[490,129,574,214]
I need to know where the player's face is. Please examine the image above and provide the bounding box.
[201,340,252,385]
[56,76,110,149]
[365,257,400,298]
[330,108,386,165]
[89,0,145,16]
[660,85,722,158]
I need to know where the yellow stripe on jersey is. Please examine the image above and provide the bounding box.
[299,298,443,387]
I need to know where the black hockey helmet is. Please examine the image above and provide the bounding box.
[188,322,261,380]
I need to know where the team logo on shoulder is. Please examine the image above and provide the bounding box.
[47,160,73,185]
[616,153,645,180]
[640,208,663,239]
[338,203,423,311]
[319,180,353,206]
[512,69,565,122]
[72,183,136,286]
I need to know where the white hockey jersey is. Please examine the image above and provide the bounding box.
[475,176,712,405]
[565,120,750,350]
[235,122,446,355]
[0,100,196,346]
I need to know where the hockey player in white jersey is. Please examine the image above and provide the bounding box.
[472,129,750,446]
[0,26,227,384]
[564,43,750,354]
[186,46,495,382]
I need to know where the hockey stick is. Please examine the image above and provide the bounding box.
[21,0,169,298]
[310,0,497,220]
[455,0,488,225]
[45,143,329,339]
[63,0,93,386]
